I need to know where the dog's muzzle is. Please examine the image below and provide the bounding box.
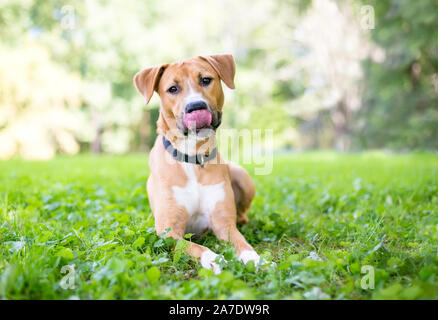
[181,100,222,135]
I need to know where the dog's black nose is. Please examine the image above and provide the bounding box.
[185,101,207,113]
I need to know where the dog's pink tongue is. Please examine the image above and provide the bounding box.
[184,110,212,129]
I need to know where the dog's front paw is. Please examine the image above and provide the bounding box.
[200,250,222,275]
[239,250,276,270]
[238,250,261,266]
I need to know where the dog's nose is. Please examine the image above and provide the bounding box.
[185,101,207,114]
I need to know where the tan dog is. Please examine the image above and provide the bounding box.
[134,54,260,274]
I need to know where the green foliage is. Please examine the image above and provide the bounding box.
[355,0,438,150]
[1,0,437,155]
[0,153,437,299]
[0,0,306,157]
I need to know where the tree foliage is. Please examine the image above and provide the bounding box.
[355,0,438,150]
[0,0,437,158]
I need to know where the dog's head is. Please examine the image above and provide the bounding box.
[134,54,235,141]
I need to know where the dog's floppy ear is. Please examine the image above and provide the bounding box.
[199,54,235,89]
[134,64,168,104]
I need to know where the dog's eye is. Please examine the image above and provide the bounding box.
[200,77,212,86]
[167,85,178,94]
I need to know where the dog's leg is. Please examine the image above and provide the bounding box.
[154,214,223,274]
[211,219,260,266]
[210,200,260,266]
[227,162,255,225]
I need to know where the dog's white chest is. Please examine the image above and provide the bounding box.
[172,163,225,235]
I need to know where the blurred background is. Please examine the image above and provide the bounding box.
[0,0,437,159]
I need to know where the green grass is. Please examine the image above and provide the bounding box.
[0,152,437,299]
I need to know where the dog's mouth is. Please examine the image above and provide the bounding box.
[181,110,222,135]
[184,109,212,130]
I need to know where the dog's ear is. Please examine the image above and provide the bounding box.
[200,54,235,89]
[134,64,168,104]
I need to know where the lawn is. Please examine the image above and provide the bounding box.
[0,152,437,299]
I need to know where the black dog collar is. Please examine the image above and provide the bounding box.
[162,136,217,167]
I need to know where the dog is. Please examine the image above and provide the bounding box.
[134,54,260,274]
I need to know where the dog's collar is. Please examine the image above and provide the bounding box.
[162,136,217,167]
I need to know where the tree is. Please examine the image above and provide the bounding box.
[355,0,438,150]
